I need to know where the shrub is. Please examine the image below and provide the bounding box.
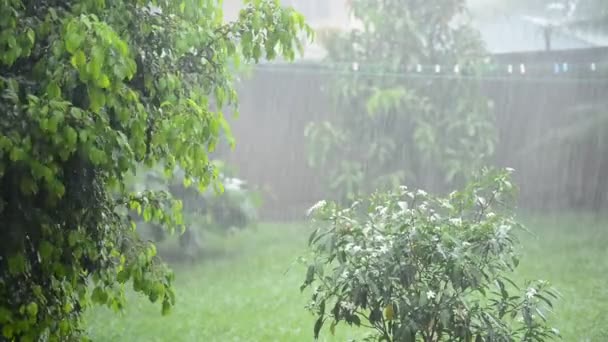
[301,169,559,341]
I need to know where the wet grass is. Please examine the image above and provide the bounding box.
[85,214,608,341]
[516,214,608,341]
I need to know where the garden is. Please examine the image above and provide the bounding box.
[1,0,607,341]
[84,215,608,341]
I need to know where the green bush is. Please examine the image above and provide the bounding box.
[301,169,559,341]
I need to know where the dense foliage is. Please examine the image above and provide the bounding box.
[305,0,496,202]
[302,169,559,341]
[0,0,309,339]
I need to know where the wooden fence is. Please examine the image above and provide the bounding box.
[221,48,608,220]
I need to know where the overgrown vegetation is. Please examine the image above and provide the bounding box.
[302,169,560,341]
[305,0,496,202]
[0,0,310,339]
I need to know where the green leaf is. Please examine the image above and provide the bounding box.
[26,28,35,45]
[161,300,171,316]
[79,129,89,143]
[301,265,315,291]
[117,270,130,283]
[70,50,86,69]
[8,254,26,275]
[88,87,106,112]
[39,240,54,261]
[9,147,25,162]
[19,175,38,195]
[350,315,361,327]
[2,325,14,339]
[329,321,336,336]
[68,231,79,247]
[313,316,324,339]
[91,287,108,304]
[25,302,38,318]
[63,302,73,314]
[64,126,78,147]
[58,320,69,334]
[88,54,103,81]
[535,294,554,308]
[46,82,61,99]
[0,307,12,324]
[65,31,84,54]
[143,207,152,222]
[97,74,111,89]
[308,228,319,246]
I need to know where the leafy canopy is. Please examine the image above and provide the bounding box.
[0,0,310,340]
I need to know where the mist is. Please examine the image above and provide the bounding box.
[91,1,608,340]
[1,1,606,341]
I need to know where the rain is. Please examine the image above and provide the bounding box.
[0,1,606,341]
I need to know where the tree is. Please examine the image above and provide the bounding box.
[305,0,497,203]
[0,0,310,339]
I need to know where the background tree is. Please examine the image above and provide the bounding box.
[0,0,310,340]
[305,0,497,203]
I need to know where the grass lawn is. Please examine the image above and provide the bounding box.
[85,214,608,341]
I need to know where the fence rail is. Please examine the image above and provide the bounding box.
[223,48,608,219]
